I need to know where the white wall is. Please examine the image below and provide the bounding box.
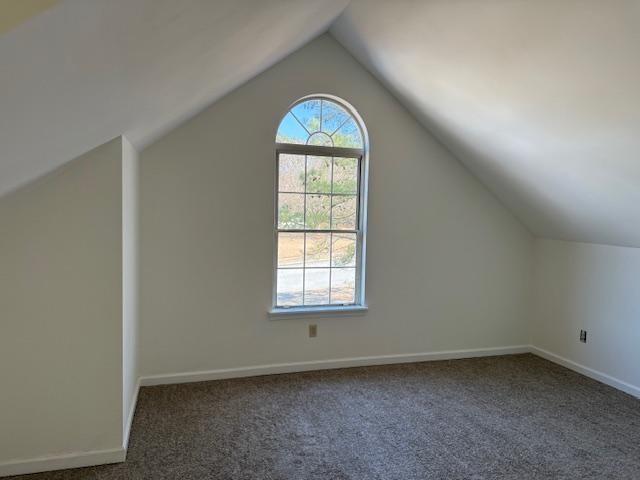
[122,137,139,441]
[0,138,124,466]
[531,238,640,392]
[139,34,533,377]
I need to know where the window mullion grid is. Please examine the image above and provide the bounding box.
[278,229,358,234]
[302,155,308,306]
[279,266,355,270]
[329,116,351,138]
[275,230,358,267]
[279,191,354,197]
[290,111,311,136]
[328,155,334,305]
[275,148,363,309]
[355,156,363,304]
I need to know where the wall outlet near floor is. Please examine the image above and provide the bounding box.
[309,324,317,338]
[579,330,587,343]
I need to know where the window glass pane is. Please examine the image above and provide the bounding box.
[331,268,356,304]
[276,112,309,144]
[305,194,331,230]
[308,132,333,147]
[332,157,359,194]
[321,100,350,135]
[278,154,305,193]
[278,233,304,268]
[304,268,330,305]
[332,233,357,267]
[278,193,304,229]
[305,233,330,268]
[291,99,321,133]
[331,117,363,148]
[306,156,332,194]
[274,96,366,310]
[277,269,303,306]
[331,195,357,230]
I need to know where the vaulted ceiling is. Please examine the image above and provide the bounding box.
[1,0,639,247]
[332,0,640,247]
[0,0,349,196]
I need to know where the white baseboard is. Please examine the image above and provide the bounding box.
[529,345,640,399]
[139,346,640,399]
[123,378,141,451]
[6,344,636,478]
[1,346,527,478]
[139,345,530,386]
[0,380,141,478]
[0,448,125,478]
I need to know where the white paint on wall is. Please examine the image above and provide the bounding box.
[121,137,140,446]
[0,138,124,466]
[139,34,533,377]
[531,238,640,391]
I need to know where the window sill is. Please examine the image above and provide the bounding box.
[268,305,368,319]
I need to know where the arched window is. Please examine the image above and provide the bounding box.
[273,95,368,313]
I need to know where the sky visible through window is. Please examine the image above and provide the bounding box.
[277,98,363,148]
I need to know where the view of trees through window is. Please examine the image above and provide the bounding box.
[275,97,365,307]
[276,98,363,148]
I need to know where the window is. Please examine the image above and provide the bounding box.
[273,95,368,312]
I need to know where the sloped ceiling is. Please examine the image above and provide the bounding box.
[331,0,640,247]
[2,0,639,248]
[0,0,348,196]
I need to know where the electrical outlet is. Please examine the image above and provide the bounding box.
[579,330,587,343]
[309,324,317,338]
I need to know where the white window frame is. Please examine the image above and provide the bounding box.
[270,96,369,317]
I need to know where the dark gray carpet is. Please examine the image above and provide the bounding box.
[10,354,640,479]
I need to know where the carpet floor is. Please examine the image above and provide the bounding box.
[9,354,640,479]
